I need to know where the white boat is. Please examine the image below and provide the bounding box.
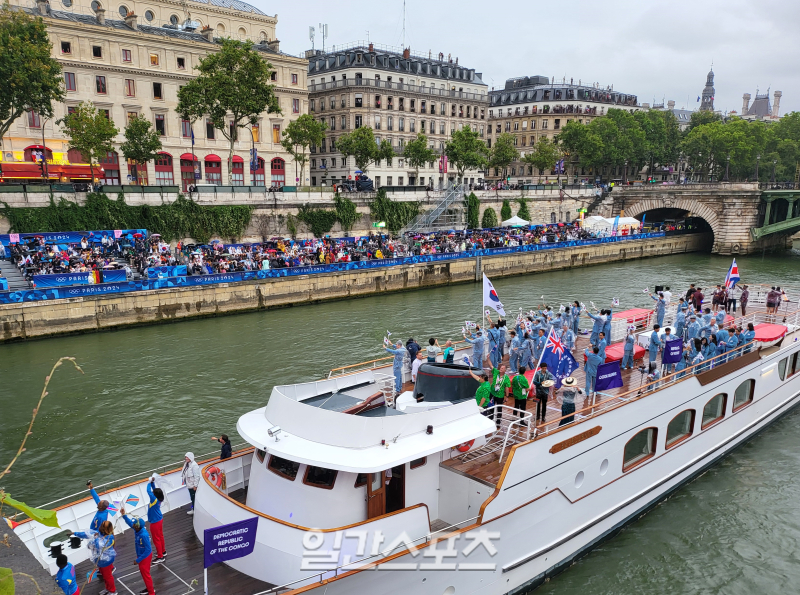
[10,301,800,595]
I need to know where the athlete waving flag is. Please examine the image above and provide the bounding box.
[483,274,506,317]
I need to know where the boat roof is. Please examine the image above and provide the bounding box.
[236,370,494,473]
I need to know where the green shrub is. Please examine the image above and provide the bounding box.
[481,207,498,228]
[465,192,480,229]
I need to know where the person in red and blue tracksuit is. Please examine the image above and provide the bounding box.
[55,554,78,595]
[122,512,155,595]
[146,479,166,563]
[87,480,110,531]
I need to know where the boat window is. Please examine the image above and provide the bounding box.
[255,449,266,464]
[778,357,787,380]
[354,473,368,488]
[702,393,727,429]
[623,427,657,472]
[665,410,695,449]
[268,455,300,481]
[304,466,338,489]
[733,379,755,411]
[410,457,426,469]
[370,472,383,491]
[789,351,800,377]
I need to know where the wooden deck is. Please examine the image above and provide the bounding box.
[75,489,273,595]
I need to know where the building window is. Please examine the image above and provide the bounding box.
[154,114,165,135]
[122,49,131,62]
[153,82,163,99]
[340,115,346,130]
[231,159,244,186]
[205,159,221,185]
[100,151,120,185]
[270,157,285,186]
[387,115,393,131]
[399,117,405,131]
[61,41,71,54]
[623,428,657,471]
[410,457,426,469]
[64,72,76,91]
[292,98,300,113]
[181,119,192,138]
[270,71,277,81]
[28,111,41,128]
[154,153,174,185]
[150,53,159,66]
[206,121,215,139]
[303,466,337,489]
[127,158,148,185]
[268,455,300,481]
[666,410,695,448]
[95,76,106,94]
[127,111,138,124]
[92,45,102,58]
[702,393,727,429]
[177,57,185,69]
[100,109,111,121]
[355,94,363,108]
[355,115,362,128]
[272,124,280,143]
[291,73,298,84]
[733,379,755,411]
[124,79,135,97]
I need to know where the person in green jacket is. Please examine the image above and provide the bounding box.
[510,366,531,426]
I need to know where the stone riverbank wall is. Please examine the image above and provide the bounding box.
[0,232,711,343]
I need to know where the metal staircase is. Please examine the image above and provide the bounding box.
[404,183,465,233]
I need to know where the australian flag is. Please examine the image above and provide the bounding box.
[539,327,579,388]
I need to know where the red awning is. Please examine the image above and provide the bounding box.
[204,154,221,162]
[0,162,100,180]
[180,153,197,161]
[232,155,244,163]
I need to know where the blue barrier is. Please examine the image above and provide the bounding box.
[32,270,127,288]
[146,266,187,279]
[0,278,7,291]
[0,233,665,305]
[0,229,148,246]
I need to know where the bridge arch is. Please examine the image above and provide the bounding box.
[624,197,720,247]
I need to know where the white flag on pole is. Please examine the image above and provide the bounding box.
[483,274,506,317]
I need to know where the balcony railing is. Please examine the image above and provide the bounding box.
[308,77,487,102]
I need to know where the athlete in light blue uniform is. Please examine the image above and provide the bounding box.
[621,327,636,369]
[463,330,486,368]
[587,310,606,346]
[571,302,581,335]
[488,324,503,368]
[674,309,686,341]
[597,332,608,362]
[602,308,613,342]
[560,324,576,351]
[385,341,407,393]
[650,292,666,327]
[584,346,603,396]
[687,315,701,341]
[508,331,521,373]
[519,333,534,369]
[649,325,662,363]
[741,323,756,353]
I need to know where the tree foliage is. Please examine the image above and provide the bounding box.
[481,207,498,229]
[59,101,119,183]
[2,193,252,244]
[445,126,488,179]
[489,132,519,177]
[402,133,436,183]
[369,189,420,234]
[177,39,280,184]
[297,203,339,238]
[281,113,327,186]
[500,199,512,221]
[522,137,561,181]
[465,192,480,229]
[516,198,531,221]
[119,116,162,185]
[0,5,64,149]
[337,126,395,174]
[333,193,359,231]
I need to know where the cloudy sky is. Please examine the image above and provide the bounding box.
[252,0,798,116]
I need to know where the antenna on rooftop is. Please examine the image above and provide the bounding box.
[401,0,406,48]
[319,23,328,52]
[309,26,315,50]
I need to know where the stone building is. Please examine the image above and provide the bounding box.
[305,43,489,189]
[1,0,308,189]
[486,76,642,184]
[740,89,783,121]
[699,69,715,112]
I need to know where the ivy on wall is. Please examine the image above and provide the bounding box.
[333,193,359,232]
[1,193,253,244]
[465,192,480,229]
[296,203,340,238]
[369,189,420,234]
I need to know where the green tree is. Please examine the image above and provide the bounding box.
[59,101,119,184]
[333,193,359,231]
[445,125,488,181]
[500,199,512,221]
[337,126,395,174]
[489,132,519,187]
[687,110,722,131]
[481,207,498,228]
[516,198,531,221]
[522,137,561,182]
[297,204,338,238]
[177,38,281,184]
[0,6,65,152]
[402,133,436,184]
[369,188,419,234]
[465,192,480,229]
[281,113,327,187]
[119,116,162,186]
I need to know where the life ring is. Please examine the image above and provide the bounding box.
[205,466,225,488]
[455,440,475,453]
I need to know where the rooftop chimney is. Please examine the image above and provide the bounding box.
[267,39,280,52]
[742,93,751,115]
[772,90,782,118]
[402,48,410,59]
[124,12,137,30]
[200,25,214,42]
[36,0,49,15]
[667,100,675,110]
[95,7,105,24]
[368,42,374,52]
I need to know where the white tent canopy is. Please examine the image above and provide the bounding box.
[582,216,641,231]
[501,215,530,227]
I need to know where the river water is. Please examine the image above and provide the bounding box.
[2,248,800,593]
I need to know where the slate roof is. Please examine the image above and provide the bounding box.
[746,94,772,118]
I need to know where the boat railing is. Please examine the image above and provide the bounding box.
[9,442,251,520]
[327,340,473,378]
[535,309,800,436]
[250,516,481,595]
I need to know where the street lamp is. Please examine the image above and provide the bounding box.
[770,159,777,185]
[755,154,761,183]
[623,159,628,185]
[723,154,730,182]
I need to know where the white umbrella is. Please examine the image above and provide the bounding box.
[501,215,530,227]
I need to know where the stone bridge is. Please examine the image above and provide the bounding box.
[598,183,794,255]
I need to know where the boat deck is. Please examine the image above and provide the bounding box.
[74,489,273,595]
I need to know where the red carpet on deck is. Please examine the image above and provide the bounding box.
[613,308,653,324]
